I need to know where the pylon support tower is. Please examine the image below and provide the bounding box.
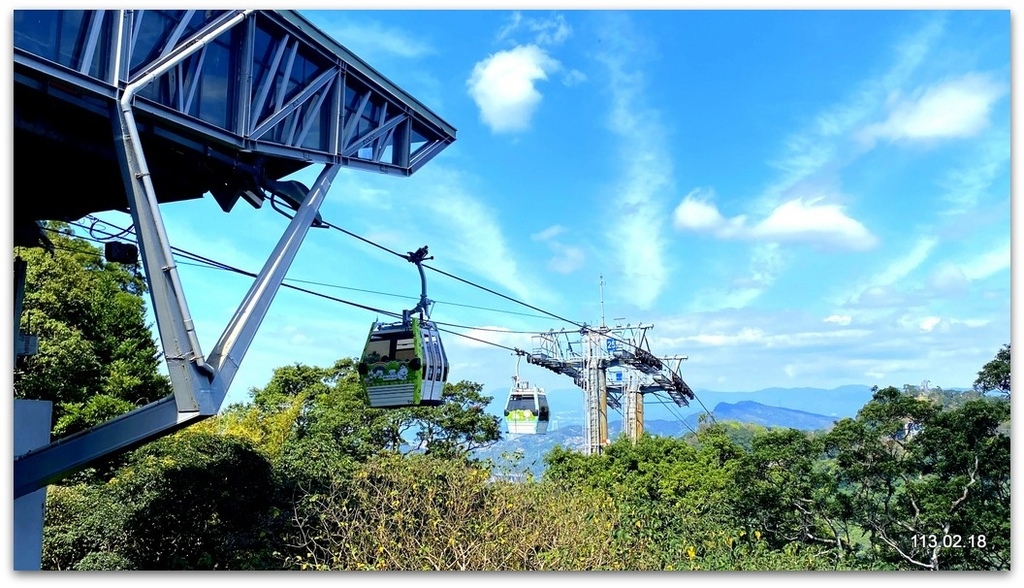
[528,323,696,454]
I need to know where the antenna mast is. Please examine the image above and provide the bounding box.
[599,274,606,328]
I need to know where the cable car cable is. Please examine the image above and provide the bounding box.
[74,217,559,322]
[68,217,712,425]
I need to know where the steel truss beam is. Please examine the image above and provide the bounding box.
[13,10,455,184]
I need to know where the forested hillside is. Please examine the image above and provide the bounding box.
[17,227,1011,571]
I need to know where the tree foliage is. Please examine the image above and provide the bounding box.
[821,387,1010,570]
[31,266,1008,572]
[15,222,171,436]
[973,343,1010,396]
[284,454,620,570]
[43,431,279,570]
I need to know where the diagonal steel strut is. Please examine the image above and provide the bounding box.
[14,10,338,498]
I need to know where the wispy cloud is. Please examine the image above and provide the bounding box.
[927,262,969,295]
[858,72,1008,145]
[871,237,938,287]
[531,225,586,274]
[673,189,877,251]
[762,16,946,204]
[840,236,938,308]
[938,128,1010,216]
[960,241,1010,281]
[531,225,565,241]
[687,243,785,312]
[596,15,671,310]
[467,44,560,134]
[318,18,435,61]
[417,168,555,305]
[670,325,873,349]
[497,11,572,47]
[648,300,1005,392]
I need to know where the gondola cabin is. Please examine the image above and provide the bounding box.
[504,380,550,435]
[357,316,448,408]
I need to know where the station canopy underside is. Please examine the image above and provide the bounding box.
[13,9,456,241]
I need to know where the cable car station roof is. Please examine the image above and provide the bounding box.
[13,9,456,235]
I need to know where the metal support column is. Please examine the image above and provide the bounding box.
[624,373,643,444]
[583,331,609,456]
[635,387,644,440]
[206,164,340,387]
[14,165,340,500]
[598,366,608,450]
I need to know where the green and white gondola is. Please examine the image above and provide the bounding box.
[504,378,549,435]
[358,316,448,408]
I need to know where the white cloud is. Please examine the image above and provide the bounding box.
[467,45,560,134]
[859,73,1007,144]
[961,242,1010,281]
[673,193,877,251]
[673,188,725,231]
[751,197,877,250]
[919,316,941,332]
[824,314,853,326]
[687,327,767,347]
[680,326,871,348]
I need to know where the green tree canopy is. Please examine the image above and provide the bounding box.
[15,221,171,437]
[821,386,1010,570]
[43,431,279,570]
[973,343,1010,396]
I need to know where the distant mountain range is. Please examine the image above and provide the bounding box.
[640,384,876,421]
[476,385,877,477]
[529,384,874,428]
[644,400,844,436]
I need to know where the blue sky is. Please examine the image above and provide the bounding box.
[72,8,1013,421]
